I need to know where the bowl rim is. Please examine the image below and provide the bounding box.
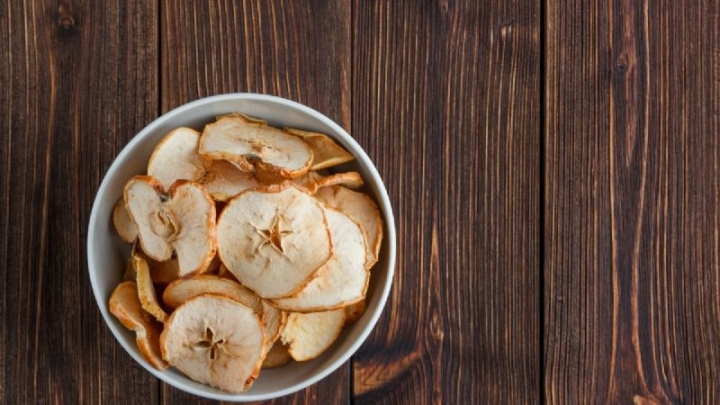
[87,93,396,401]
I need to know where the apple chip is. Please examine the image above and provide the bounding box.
[147,257,180,285]
[258,170,359,192]
[313,171,364,191]
[254,168,311,186]
[109,281,168,370]
[206,253,222,274]
[147,127,208,189]
[162,274,262,314]
[113,197,138,243]
[134,253,168,322]
[344,299,366,325]
[148,127,258,201]
[260,301,286,345]
[292,171,364,194]
[131,242,180,285]
[281,309,346,361]
[161,275,285,346]
[271,208,369,312]
[160,294,266,393]
[316,185,383,269]
[123,257,137,281]
[261,342,292,369]
[287,170,323,188]
[124,176,216,277]
[217,183,332,298]
[199,116,313,179]
[123,242,143,281]
[215,263,235,280]
[202,159,259,201]
[284,127,354,170]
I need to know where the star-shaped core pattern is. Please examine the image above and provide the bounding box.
[256,213,294,253]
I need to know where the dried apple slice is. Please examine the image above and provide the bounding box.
[261,342,292,369]
[271,208,369,312]
[260,301,286,345]
[316,185,383,269]
[217,183,332,298]
[284,127,354,170]
[161,275,285,346]
[123,257,137,282]
[291,171,364,194]
[109,281,168,370]
[131,242,180,285]
[148,127,258,201]
[281,309,346,361]
[160,294,266,393]
[199,116,313,179]
[162,274,263,314]
[254,168,313,186]
[147,127,208,189]
[215,263,235,280]
[256,168,363,194]
[344,299,366,326]
[134,253,168,322]
[124,176,216,277]
[203,159,259,201]
[113,197,138,243]
[312,171,364,191]
[147,257,180,285]
[288,170,324,189]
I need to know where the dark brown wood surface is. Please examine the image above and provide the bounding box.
[351,1,540,404]
[545,0,720,404]
[1,1,717,404]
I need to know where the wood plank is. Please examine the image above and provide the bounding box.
[159,1,350,403]
[0,0,159,404]
[352,0,540,403]
[160,0,350,124]
[545,0,720,403]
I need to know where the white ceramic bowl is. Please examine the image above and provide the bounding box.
[87,93,396,401]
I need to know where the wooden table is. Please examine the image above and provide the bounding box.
[2,1,719,404]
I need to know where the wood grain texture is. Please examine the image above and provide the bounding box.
[10,0,720,403]
[0,0,159,404]
[160,0,351,126]
[159,1,350,403]
[545,0,720,403]
[352,1,540,403]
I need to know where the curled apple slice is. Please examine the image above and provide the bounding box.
[316,185,383,269]
[162,274,263,314]
[113,197,138,243]
[271,208,369,312]
[124,176,216,277]
[312,171,364,191]
[148,127,258,201]
[260,301,286,345]
[147,128,208,189]
[133,253,168,322]
[284,127,354,170]
[199,115,313,179]
[261,342,292,369]
[344,299,366,326]
[281,309,346,361]
[291,171,364,194]
[109,281,168,370]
